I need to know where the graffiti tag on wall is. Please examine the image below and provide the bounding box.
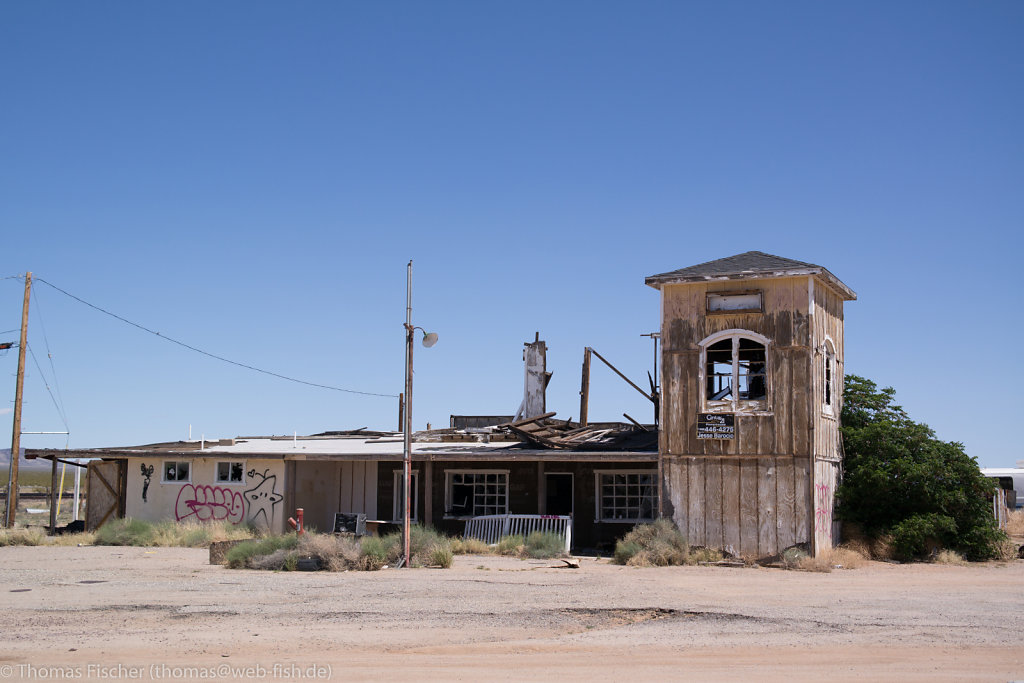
[140,464,154,503]
[175,484,246,524]
[244,469,283,528]
[814,482,832,544]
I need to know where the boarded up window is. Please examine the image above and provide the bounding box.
[707,291,762,314]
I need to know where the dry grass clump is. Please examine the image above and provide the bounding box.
[614,519,689,566]
[522,531,566,559]
[49,531,96,546]
[933,549,968,565]
[1006,510,1024,537]
[451,537,492,554]
[794,546,867,572]
[496,534,525,556]
[995,536,1021,562]
[238,526,456,571]
[95,518,258,548]
[0,527,46,546]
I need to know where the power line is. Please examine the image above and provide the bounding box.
[31,286,69,425]
[33,276,398,398]
[27,343,69,431]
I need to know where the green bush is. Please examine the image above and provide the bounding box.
[522,531,566,559]
[837,375,1005,561]
[613,519,689,566]
[429,544,454,568]
[94,518,156,546]
[225,534,299,568]
[496,534,524,555]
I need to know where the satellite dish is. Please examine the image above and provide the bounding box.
[421,332,438,348]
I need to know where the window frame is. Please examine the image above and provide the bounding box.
[391,469,420,523]
[706,289,764,315]
[443,469,510,518]
[822,338,836,416]
[594,470,657,523]
[698,329,771,414]
[161,460,191,483]
[215,461,246,485]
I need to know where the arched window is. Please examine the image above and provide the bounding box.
[700,330,770,412]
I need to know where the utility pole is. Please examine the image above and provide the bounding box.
[5,272,31,528]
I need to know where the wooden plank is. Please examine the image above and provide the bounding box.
[705,458,723,549]
[794,457,810,545]
[722,458,741,556]
[739,458,758,557]
[774,350,791,455]
[776,458,796,550]
[757,458,778,556]
[673,457,688,533]
[687,457,705,546]
[792,353,810,458]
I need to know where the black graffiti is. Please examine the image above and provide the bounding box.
[244,468,283,527]
[140,464,155,503]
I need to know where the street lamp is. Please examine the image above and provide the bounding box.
[403,260,437,567]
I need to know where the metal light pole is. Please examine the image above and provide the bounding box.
[403,261,437,567]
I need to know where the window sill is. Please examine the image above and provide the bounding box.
[596,518,655,524]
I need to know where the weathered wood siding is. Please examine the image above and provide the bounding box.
[813,459,839,551]
[291,460,377,532]
[660,277,813,459]
[811,278,845,464]
[663,455,811,558]
[658,274,847,558]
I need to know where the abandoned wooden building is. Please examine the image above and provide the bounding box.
[645,251,855,557]
[26,251,853,559]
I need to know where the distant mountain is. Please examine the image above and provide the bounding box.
[0,448,53,472]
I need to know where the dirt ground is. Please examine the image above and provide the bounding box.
[1,546,1022,682]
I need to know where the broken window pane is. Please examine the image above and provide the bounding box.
[737,338,766,400]
[706,339,733,400]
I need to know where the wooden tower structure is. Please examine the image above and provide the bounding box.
[645,252,855,558]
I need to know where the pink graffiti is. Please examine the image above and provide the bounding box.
[175,484,246,524]
[814,483,832,542]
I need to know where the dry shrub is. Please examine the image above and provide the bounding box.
[300,533,362,571]
[795,546,866,572]
[614,519,689,566]
[451,537,492,555]
[429,544,454,568]
[995,536,1020,562]
[522,531,566,559]
[1006,510,1024,537]
[870,534,895,561]
[0,527,46,546]
[49,531,95,546]
[840,537,872,560]
[496,534,524,556]
[933,549,968,565]
[688,546,723,564]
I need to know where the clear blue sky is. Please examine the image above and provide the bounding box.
[2,2,1021,467]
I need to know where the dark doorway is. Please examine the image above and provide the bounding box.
[545,473,573,516]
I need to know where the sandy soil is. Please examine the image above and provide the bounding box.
[0,546,1022,682]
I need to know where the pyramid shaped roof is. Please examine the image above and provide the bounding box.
[645,251,855,300]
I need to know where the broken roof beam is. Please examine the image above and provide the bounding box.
[587,348,655,403]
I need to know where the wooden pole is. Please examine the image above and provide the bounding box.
[579,347,591,427]
[403,261,413,567]
[5,272,31,528]
[49,457,59,531]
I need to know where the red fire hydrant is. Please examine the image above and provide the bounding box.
[287,508,305,536]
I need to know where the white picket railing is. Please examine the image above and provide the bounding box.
[464,514,573,553]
